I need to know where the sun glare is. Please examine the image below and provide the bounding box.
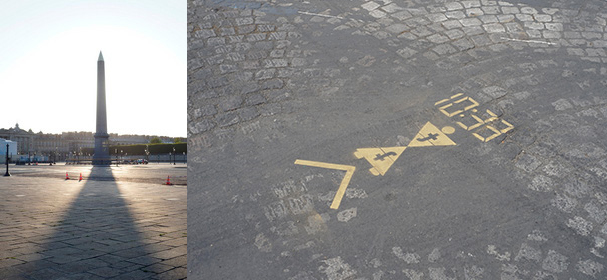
[0,24,185,137]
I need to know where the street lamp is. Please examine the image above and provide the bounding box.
[145,145,149,164]
[4,143,10,176]
[173,147,176,165]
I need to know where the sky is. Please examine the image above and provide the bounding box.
[0,0,186,138]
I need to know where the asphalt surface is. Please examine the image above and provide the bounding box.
[188,0,607,279]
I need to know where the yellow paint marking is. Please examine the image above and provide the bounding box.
[408,122,457,147]
[484,125,502,141]
[484,109,499,122]
[472,125,502,142]
[468,110,514,142]
[435,94,514,142]
[499,119,514,133]
[457,96,479,112]
[438,96,479,117]
[472,132,485,142]
[456,114,485,131]
[434,93,464,105]
[441,126,455,134]
[294,160,356,210]
[437,102,463,117]
[354,147,407,176]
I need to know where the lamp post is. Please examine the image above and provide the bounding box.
[4,143,10,176]
[173,147,176,165]
[145,145,150,164]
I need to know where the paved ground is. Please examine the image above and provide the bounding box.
[188,0,607,279]
[0,164,187,279]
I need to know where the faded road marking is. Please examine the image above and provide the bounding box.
[319,256,357,280]
[337,207,357,222]
[298,11,344,20]
[502,37,558,45]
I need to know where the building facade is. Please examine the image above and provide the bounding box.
[110,134,173,145]
[0,123,182,161]
[0,124,34,154]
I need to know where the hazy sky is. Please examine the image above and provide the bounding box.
[0,0,185,137]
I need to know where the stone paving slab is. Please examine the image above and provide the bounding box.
[0,166,186,279]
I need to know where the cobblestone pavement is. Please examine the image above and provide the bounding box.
[6,163,188,185]
[0,165,187,279]
[189,0,607,279]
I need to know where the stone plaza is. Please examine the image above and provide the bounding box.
[0,164,186,279]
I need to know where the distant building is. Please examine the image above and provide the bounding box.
[0,123,34,154]
[109,134,173,145]
[0,138,17,164]
[36,132,70,156]
[61,131,95,153]
[0,123,183,161]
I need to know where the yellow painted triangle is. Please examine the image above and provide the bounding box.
[408,122,456,147]
[354,147,406,176]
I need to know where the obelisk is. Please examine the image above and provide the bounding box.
[93,51,110,165]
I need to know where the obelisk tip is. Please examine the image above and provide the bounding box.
[98,51,104,61]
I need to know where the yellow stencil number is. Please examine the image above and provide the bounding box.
[435,94,479,117]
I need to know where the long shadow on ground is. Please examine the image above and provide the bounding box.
[21,166,157,279]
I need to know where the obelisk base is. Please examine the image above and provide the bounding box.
[93,133,111,165]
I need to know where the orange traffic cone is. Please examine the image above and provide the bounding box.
[65,172,70,180]
[79,173,83,182]
[166,176,172,185]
